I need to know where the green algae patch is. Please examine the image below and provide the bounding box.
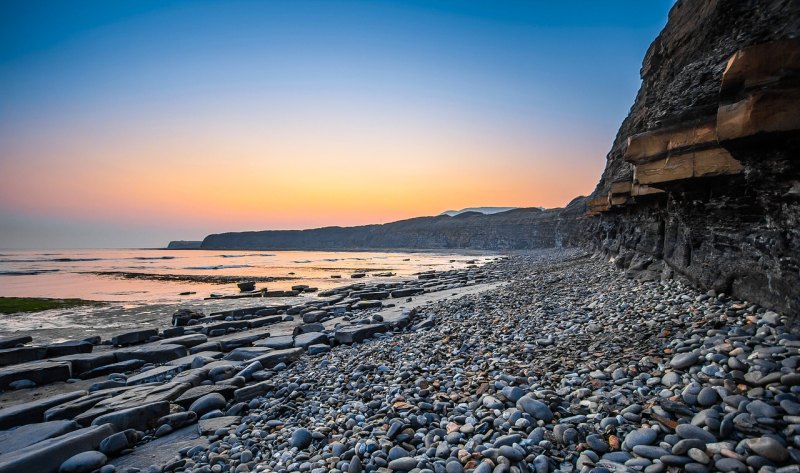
[0,297,102,314]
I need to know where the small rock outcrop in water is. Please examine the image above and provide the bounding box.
[166,240,202,250]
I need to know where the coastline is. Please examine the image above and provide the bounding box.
[0,249,795,472]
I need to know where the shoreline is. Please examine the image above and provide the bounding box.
[0,249,797,473]
[84,272,300,285]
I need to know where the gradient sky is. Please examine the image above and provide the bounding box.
[0,1,673,248]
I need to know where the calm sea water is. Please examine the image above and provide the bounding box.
[0,249,496,304]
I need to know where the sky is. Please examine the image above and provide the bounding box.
[0,0,673,248]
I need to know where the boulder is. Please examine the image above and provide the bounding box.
[175,385,237,409]
[158,411,197,430]
[0,360,72,389]
[190,341,222,354]
[200,321,249,335]
[197,416,240,435]
[58,450,107,473]
[356,291,390,300]
[237,281,256,292]
[293,323,324,336]
[172,309,205,327]
[78,359,145,380]
[91,401,170,432]
[308,344,330,355]
[255,335,294,350]
[43,387,134,422]
[249,348,303,369]
[50,353,116,376]
[0,346,47,366]
[301,311,326,323]
[236,361,263,381]
[188,393,227,417]
[233,381,275,403]
[125,364,183,385]
[110,329,158,346]
[261,290,299,297]
[113,343,188,364]
[162,326,185,338]
[0,335,32,349]
[352,300,382,310]
[217,333,266,351]
[224,346,273,361]
[334,324,388,344]
[165,352,222,369]
[247,315,283,328]
[254,308,278,316]
[75,383,188,426]
[0,423,114,473]
[294,332,328,349]
[155,333,207,349]
[45,341,93,358]
[0,420,79,454]
[98,429,138,455]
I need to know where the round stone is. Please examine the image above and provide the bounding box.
[745,400,777,418]
[670,352,699,370]
[687,448,710,464]
[189,393,227,417]
[675,424,716,444]
[59,451,107,473]
[387,457,418,471]
[696,387,718,407]
[662,371,681,386]
[586,434,609,453]
[516,395,553,421]
[714,458,747,473]
[747,436,788,463]
[624,428,658,449]
[291,428,313,449]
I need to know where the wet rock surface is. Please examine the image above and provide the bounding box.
[0,261,497,472]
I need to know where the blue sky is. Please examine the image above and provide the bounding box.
[0,1,674,248]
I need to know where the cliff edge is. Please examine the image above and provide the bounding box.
[585,0,800,313]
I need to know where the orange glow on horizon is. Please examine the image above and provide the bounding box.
[0,111,605,234]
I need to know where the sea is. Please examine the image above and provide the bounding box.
[0,248,496,304]
[0,249,498,343]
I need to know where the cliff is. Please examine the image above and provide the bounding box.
[585,0,800,314]
[200,202,585,251]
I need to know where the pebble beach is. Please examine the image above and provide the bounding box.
[2,250,794,472]
[165,250,798,473]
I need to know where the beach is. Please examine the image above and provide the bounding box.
[0,250,797,472]
[0,249,496,344]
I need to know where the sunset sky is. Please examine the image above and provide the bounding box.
[0,1,673,248]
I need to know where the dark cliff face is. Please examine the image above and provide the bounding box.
[201,206,582,251]
[586,0,800,314]
[597,0,800,192]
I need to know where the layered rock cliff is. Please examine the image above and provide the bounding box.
[585,0,800,314]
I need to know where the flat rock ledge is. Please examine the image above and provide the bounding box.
[0,264,495,472]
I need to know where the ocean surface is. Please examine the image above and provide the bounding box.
[0,249,496,304]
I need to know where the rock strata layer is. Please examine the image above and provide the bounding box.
[583,0,800,314]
